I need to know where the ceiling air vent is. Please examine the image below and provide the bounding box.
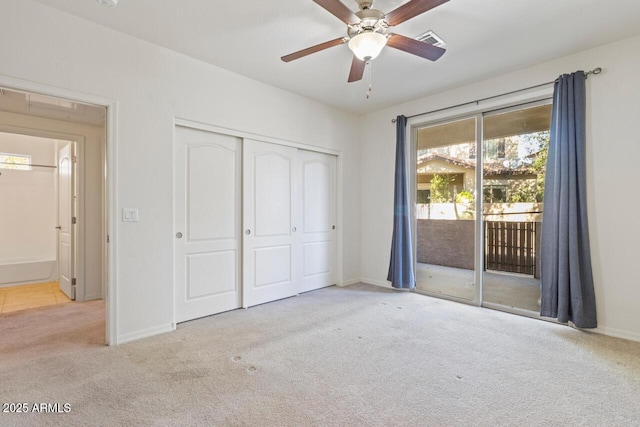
[415,30,446,47]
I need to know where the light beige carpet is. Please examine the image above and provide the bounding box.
[1,284,639,426]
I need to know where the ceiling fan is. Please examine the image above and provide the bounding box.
[281,0,449,83]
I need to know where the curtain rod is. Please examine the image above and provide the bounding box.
[391,67,602,123]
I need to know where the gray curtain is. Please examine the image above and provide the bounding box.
[387,115,416,289]
[540,71,597,328]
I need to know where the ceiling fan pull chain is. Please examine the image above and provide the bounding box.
[366,60,373,99]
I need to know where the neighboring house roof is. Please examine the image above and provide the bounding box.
[417,153,538,176]
[418,153,476,170]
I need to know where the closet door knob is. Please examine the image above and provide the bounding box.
[55,226,62,230]
[176,232,183,239]
[292,227,297,232]
[245,229,251,235]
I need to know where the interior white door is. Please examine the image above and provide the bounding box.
[243,139,300,308]
[174,126,241,323]
[299,150,337,293]
[57,142,75,300]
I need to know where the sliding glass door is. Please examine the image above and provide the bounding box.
[413,100,551,315]
[414,116,478,302]
[482,103,551,312]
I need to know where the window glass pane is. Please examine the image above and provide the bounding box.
[0,153,31,171]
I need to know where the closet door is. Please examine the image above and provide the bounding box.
[299,150,337,293]
[174,126,241,323]
[243,139,300,308]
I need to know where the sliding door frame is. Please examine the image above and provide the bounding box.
[480,98,553,317]
[409,112,484,307]
[408,89,554,310]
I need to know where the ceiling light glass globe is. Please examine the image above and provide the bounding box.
[348,32,387,61]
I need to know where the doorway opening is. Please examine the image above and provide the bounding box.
[0,86,108,347]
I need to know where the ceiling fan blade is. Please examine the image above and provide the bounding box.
[281,37,347,62]
[387,33,446,61]
[348,56,366,83]
[313,0,360,25]
[385,0,449,27]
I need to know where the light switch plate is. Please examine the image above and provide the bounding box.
[122,208,139,222]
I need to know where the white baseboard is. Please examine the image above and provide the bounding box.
[339,278,393,288]
[0,260,57,287]
[117,323,176,345]
[360,278,392,289]
[0,279,49,288]
[339,278,362,287]
[593,325,640,343]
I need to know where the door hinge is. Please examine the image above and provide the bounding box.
[107,234,110,243]
[72,156,77,163]
[72,217,77,224]
[72,278,77,286]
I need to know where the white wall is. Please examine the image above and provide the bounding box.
[0,133,56,264]
[360,35,640,342]
[0,1,361,343]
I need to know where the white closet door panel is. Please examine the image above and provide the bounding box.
[187,144,236,241]
[303,241,332,276]
[243,139,300,307]
[174,126,241,323]
[304,161,331,233]
[254,153,292,237]
[299,150,337,293]
[186,251,236,299]
[254,245,291,287]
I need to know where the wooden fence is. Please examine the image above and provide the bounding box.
[484,221,540,276]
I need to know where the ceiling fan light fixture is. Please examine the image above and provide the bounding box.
[348,32,387,61]
[96,0,118,7]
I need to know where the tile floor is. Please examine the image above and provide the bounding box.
[0,282,71,314]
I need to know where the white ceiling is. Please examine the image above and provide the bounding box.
[31,0,640,114]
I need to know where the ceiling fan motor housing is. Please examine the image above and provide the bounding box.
[349,8,387,38]
[357,0,374,10]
